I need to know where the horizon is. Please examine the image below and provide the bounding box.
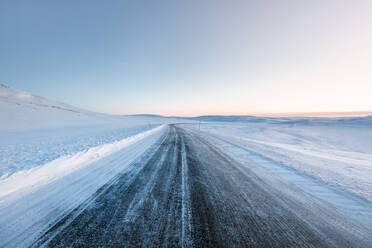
[130,111,372,118]
[2,82,372,118]
[2,81,372,118]
[1,1,372,116]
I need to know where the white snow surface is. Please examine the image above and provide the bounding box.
[184,126,372,230]
[0,85,180,247]
[0,83,107,131]
[0,84,185,178]
[2,84,372,244]
[0,125,165,200]
[0,84,175,131]
[183,120,372,203]
[0,125,167,247]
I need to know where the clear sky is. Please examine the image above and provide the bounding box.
[1,0,372,116]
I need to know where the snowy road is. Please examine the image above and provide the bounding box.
[34,125,371,247]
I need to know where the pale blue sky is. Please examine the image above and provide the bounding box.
[1,0,372,116]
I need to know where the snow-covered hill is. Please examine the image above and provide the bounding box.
[0,84,183,131]
[0,84,88,113]
[0,83,158,131]
[0,84,106,131]
[0,84,185,178]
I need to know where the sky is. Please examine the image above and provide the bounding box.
[1,0,372,116]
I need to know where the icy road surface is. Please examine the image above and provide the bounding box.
[32,125,371,247]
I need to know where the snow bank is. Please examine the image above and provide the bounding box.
[0,125,165,200]
[0,125,167,247]
[0,124,160,178]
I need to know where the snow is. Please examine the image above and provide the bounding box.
[0,83,104,131]
[2,83,372,244]
[0,125,166,247]
[0,84,182,132]
[0,125,160,178]
[0,85,185,246]
[0,125,165,200]
[182,119,372,203]
[0,84,186,179]
[188,127,372,230]
[0,85,184,246]
[181,137,192,248]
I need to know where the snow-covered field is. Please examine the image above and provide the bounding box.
[0,85,177,247]
[183,118,372,203]
[1,84,372,246]
[0,84,180,179]
[0,125,160,179]
[0,126,167,247]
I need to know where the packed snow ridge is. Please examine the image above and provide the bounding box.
[0,125,165,200]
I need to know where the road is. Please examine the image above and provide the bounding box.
[35,125,371,247]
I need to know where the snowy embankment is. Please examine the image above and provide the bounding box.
[0,125,164,200]
[0,125,166,247]
[0,125,160,179]
[183,119,372,203]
